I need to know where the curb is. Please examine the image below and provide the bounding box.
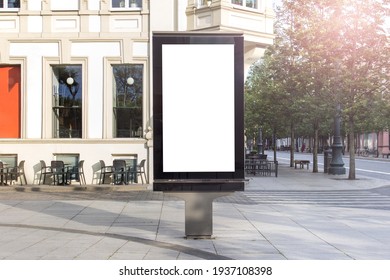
[0,184,151,193]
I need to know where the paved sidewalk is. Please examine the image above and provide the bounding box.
[1,164,390,260]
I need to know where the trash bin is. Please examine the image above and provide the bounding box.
[324,149,332,173]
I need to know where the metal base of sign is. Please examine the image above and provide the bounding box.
[168,192,233,239]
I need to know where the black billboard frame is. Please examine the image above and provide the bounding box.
[152,32,245,192]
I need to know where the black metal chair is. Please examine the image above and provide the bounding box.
[39,160,53,185]
[67,160,86,185]
[99,160,113,184]
[0,162,9,186]
[7,160,28,185]
[51,161,67,185]
[132,159,147,184]
[112,159,128,185]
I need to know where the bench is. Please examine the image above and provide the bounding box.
[294,160,310,169]
[382,153,390,159]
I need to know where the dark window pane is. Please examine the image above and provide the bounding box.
[112,0,122,8]
[8,0,20,8]
[112,0,142,8]
[113,64,143,138]
[52,65,83,138]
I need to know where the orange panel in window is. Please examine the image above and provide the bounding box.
[0,66,21,138]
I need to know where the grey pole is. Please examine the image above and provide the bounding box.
[257,127,263,155]
[329,103,346,175]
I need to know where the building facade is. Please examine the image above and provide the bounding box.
[0,0,274,184]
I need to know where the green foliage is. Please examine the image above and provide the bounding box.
[246,0,390,133]
[245,0,390,176]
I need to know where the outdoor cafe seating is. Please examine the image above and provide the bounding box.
[7,160,28,185]
[99,159,146,185]
[133,159,148,184]
[66,160,86,185]
[245,154,278,177]
[99,160,114,185]
[0,160,28,186]
[51,160,68,185]
[39,160,53,185]
[112,159,129,185]
[0,162,8,186]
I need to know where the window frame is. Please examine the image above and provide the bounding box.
[111,0,142,11]
[0,154,17,168]
[51,64,84,139]
[0,0,20,11]
[231,0,258,10]
[54,153,79,168]
[111,63,144,139]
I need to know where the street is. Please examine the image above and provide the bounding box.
[267,151,390,181]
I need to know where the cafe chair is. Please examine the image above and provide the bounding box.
[99,160,113,184]
[0,162,9,186]
[112,159,128,185]
[51,161,67,185]
[67,160,86,185]
[7,160,28,185]
[39,160,53,185]
[133,159,148,184]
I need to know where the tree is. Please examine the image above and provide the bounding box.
[331,0,390,179]
[246,0,390,179]
[278,0,390,179]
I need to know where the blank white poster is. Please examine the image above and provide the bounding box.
[162,44,235,172]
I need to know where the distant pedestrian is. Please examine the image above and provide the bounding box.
[301,143,306,153]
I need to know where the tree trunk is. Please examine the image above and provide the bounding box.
[376,131,379,157]
[348,117,356,180]
[290,122,295,167]
[273,130,277,161]
[313,120,319,173]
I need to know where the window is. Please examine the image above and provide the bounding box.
[0,0,20,9]
[0,65,21,138]
[196,0,211,8]
[52,65,83,138]
[112,64,143,138]
[112,0,142,9]
[232,0,258,9]
[0,154,17,168]
[51,0,79,11]
[55,154,79,168]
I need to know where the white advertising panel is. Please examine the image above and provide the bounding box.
[162,44,235,172]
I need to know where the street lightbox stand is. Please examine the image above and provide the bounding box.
[152,32,245,238]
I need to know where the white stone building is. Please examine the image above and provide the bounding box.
[0,0,274,185]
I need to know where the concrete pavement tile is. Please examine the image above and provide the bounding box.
[177,253,206,260]
[221,253,287,260]
[211,231,265,240]
[143,249,180,260]
[74,240,129,259]
[213,239,279,255]
[109,252,148,260]
[343,249,390,260]
[62,221,111,233]
[106,225,158,239]
[45,244,98,260]
[155,237,217,254]
[74,252,115,260]
[280,251,353,260]
[113,216,159,225]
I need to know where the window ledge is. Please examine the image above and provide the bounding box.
[231,4,261,14]
[110,8,142,12]
[0,8,19,12]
